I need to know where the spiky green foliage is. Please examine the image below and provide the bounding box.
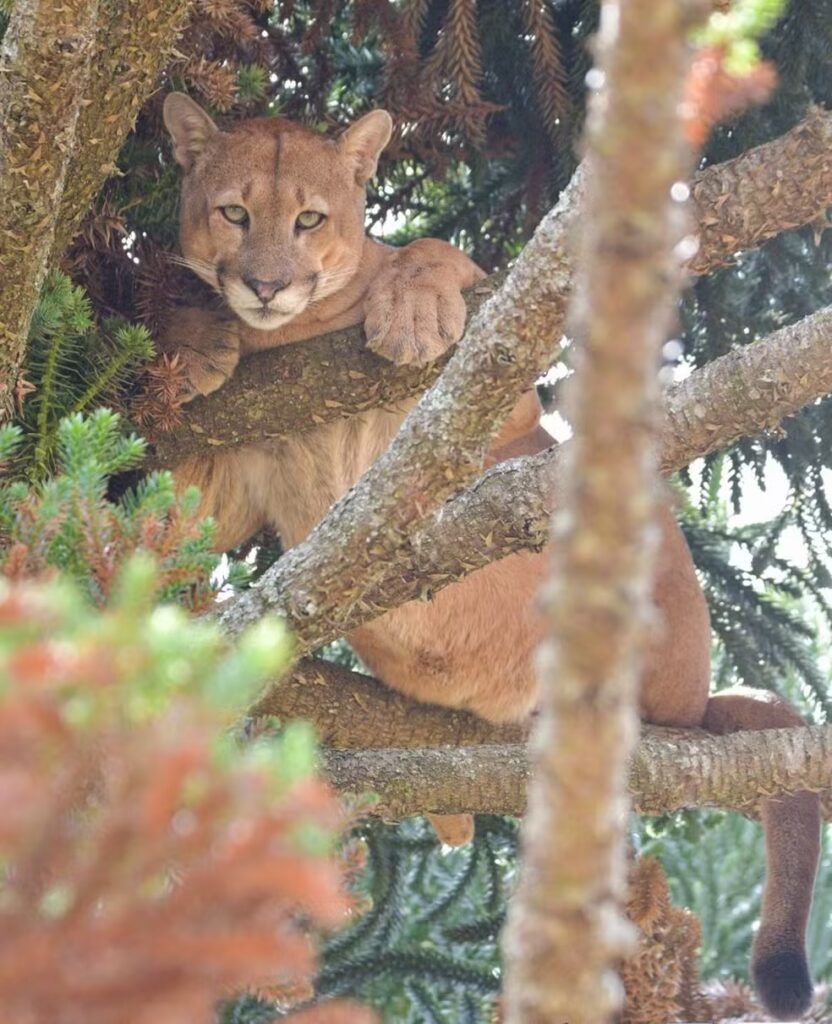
[316,816,511,1021]
[0,409,248,608]
[225,816,513,1023]
[18,273,154,478]
[0,558,362,1024]
[0,552,292,729]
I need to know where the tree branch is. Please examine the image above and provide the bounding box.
[150,108,832,464]
[502,0,691,1014]
[367,300,832,606]
[251,660,832,818]
[149,278,500,467]
[250,659,528,749]
[0,0,99,418]
[660,303,832,470]
[0,0,194,420]
[687,105,832,275]
[320,725,832,820]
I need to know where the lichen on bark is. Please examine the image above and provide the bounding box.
[317,724,832,820]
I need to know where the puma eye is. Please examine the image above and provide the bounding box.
[220,205,249,225]
[296,210,326,231]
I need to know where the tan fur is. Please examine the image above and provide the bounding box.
[162,95,820,1014]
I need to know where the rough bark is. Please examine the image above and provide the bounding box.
[250,658,527,749]
[501,0,693,1019]
[0,0,99,419]
[149,108,832,463]
[50,0,196,261]
[252,661,832,824]
[660,303,832,471]
[687,105,832,275]
[149,279,499,467]
[362,299,832,611]
[217,168,585,643]
[0,0,194,419]
[319,725,832,820]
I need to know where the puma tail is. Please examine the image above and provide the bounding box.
[704,687,821,1019]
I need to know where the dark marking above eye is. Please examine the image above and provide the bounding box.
[274,132,282,179]
[295,184,306,205]
[241,182,252,201]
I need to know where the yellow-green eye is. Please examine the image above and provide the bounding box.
[220,205,248,225]
[296,210,326,230]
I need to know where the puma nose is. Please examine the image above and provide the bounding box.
[243,276,292,302]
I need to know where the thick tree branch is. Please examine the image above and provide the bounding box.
[150,279,499,466]
[252,660,832,818]
[320,725,832,820]
[660,303,832,469]
[250,659,527,749]
[359,300,832,611]
[687,105,832,275]
[0,0,99,419]
[0,0,194,420]
[150,108,832,464]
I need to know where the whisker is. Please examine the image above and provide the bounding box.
[166,253,217,276]
[317,266,358,283]
[309,267,360,303]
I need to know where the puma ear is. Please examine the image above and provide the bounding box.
[339,110,393,185]
[163,92,218,170]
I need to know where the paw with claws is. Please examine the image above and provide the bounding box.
[157,307,241,401]
[364,240,484,366]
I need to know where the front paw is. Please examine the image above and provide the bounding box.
[158,307,241,401]
[364,273,467,367]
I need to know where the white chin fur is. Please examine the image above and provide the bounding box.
[224,279,310,331]
[232,305,302,330]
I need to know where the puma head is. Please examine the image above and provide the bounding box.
[163,93,392,330]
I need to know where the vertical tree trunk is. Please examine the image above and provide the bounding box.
[501,1,694,1021]
[0,0,194,420]
[50,0,196,261]
[0,0,99,419]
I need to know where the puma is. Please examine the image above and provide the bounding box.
[161,92,820,1018]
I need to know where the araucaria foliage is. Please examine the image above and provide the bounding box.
[0,408,246,610]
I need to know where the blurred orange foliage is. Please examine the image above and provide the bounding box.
[0,580,373,1024]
